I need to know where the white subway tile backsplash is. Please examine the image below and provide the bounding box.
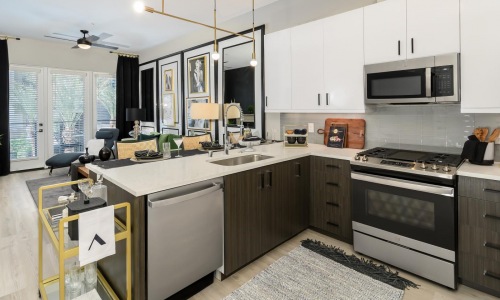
[279,104,500,150]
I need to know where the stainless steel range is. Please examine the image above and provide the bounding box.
[350,147,464,289]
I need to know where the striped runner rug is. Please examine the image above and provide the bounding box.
[224,244,412,300]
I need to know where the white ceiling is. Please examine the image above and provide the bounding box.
[0,0,278,52]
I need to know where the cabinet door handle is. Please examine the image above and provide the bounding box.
[484,242,500,251]
[483,213,500,221]
[326,221,339,227]
[326,93,329,106]
[484,270,500,281]
[326,182,339,187]
[260,173,265,189]
[266,170,272,188]
[318,94,321,106]
[411,38,414,53]
[326,201,339,207]
[483,188,500,194]
[295,162,301,177]
[326,164,339,169]
[398,40,401,56]
[265,96,268,107]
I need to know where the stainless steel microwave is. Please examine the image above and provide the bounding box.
[365,53,460,104]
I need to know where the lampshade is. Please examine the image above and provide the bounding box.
[126,108,146,121]
[224,103,241,119]
[191,103,220,120]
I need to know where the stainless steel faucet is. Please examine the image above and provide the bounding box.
[224,103,244,155]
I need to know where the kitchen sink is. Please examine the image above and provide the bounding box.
[209,154,273,166]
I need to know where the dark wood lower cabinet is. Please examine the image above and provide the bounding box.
[223,157,310,275]
[309,156,352,243]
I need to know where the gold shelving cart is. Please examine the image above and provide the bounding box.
[37,179,131,300]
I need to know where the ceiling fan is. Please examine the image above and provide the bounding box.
[44,30,123,50]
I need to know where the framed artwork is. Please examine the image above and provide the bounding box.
[161,93,176,126]
[163,69,173,92]
[188,129,209,136]
[186,97,210,130]
[187,54,209,97]
[162,128,180,135]
[141,125,155,134]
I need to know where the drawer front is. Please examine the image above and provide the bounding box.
[459,225,500,262]
[459,176,500,202]
[311,156,349,175]
[459,254,500,293]
[459,196,500,231]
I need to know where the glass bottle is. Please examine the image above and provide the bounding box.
[91,173,107,203]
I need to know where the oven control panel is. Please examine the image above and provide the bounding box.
[380,160,414,168]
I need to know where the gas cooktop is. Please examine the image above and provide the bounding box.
[351,147,465,178]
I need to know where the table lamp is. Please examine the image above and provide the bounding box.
[126,108,146,140]
[190,103,220,135]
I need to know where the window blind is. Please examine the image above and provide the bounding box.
[9,69,39,160]
[95,75,116,130]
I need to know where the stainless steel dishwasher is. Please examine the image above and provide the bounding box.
[147,178,224,300]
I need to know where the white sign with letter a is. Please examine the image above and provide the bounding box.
[79,205,116,266]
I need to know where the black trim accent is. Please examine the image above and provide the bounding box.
[411,38,414,53]
[326,221,339,227]
[266,170,272,187]
[398,40,401,55]
[484,188,500,194]
[326,164,340,169]
[326,182,339,186]
[326,202,339,207]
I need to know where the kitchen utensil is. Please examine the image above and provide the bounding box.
[481,128,489,142]
[488,128,500,142]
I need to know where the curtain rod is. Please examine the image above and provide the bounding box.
[0,35,21,41]
[109,51,139,58]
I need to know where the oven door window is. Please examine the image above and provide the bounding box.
[352,178,455,251]
[367,69,426,99]
[366,189,435,231]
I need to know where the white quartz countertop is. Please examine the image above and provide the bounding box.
[457,161,500,181]
[86,143,360,197]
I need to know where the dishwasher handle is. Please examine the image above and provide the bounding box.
[148,183,223,208]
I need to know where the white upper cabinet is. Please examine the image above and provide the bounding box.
[461,0,500,113]
[264,29,292,111]
[364,0,459,64]
[290,20,324,110]
[323,8,365,113]
[364,0,406,65]
[406,0,460,59]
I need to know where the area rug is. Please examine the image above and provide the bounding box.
[25,175,73,208]
[224,240,418,300]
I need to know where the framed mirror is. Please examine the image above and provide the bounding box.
[217,27,264,143]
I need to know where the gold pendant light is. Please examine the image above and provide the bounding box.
[249,0,258,67]
[212,0,220,61]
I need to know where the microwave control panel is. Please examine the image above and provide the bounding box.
[433,65,454,97]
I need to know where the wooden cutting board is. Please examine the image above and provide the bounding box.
[318,118,366,149]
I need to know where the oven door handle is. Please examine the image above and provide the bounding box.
[425,67,432,98]
[351,172,454,197]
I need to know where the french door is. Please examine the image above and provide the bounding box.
[9,67,91,171]
[9,66,46,171]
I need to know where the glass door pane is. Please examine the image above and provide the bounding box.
[50,71,87,155]
[9,67,45,171]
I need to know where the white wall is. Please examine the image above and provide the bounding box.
[139,0,376,63]
[8,37,116,73]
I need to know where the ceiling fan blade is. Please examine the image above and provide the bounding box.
[44,35,75,42]
[53,32,80,39]
[87,35,100,42]
[93,43,118,50]
[97,33,113,40]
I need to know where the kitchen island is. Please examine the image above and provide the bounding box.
[85,142,359,299]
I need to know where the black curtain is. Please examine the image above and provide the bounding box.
[141,68,154,122]
[116,56,139,140]
[0,40,9,176]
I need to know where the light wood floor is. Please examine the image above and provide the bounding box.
[0,168,496,300]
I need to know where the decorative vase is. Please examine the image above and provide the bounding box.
[99,146,112,161]
[78,147,92,164]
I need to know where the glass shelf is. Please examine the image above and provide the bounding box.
[41,270,118,300]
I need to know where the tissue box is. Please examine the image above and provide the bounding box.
[67,197,107,240]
